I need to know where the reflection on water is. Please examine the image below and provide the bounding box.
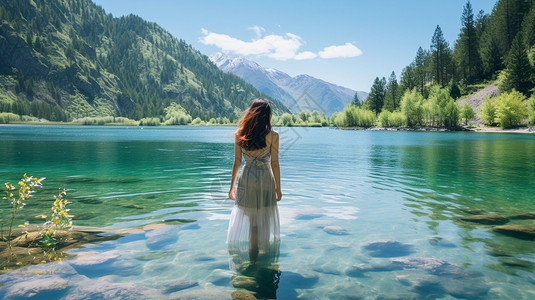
[228,241,281,299]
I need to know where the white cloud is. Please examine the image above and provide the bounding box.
[248,26,265,38]
[199,28,362,61]
[319,42,363,59]
[294,51,317,60]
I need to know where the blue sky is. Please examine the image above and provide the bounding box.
[92,0,496,92]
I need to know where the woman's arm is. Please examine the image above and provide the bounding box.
[228,142,242,200]
[271,131,282,201]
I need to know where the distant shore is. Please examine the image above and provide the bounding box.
[337,125,535,134]
[2,123,535,134]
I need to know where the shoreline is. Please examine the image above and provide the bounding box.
[337,125,535,134]
[1,123,535,134]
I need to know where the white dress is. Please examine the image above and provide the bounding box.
[227,131,280,266]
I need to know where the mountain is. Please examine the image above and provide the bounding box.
[210,52,368,115]
[0,0,289,121]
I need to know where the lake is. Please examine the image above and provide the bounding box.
[1,125,534,299]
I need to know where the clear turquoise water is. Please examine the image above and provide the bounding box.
[1,125,535,299]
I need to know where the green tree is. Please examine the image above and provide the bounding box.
[501,35,533,95]
[481,35,504,78]
[414,47,429,94]
[495,90,528,128]
[383,71,400,112]
[460,102,475,125]
[528,95,535,125]
[479,96,497,125]
[456,1,482,82]
[351,92,361,107]
[400,88,424,126]
[431,25,450,86]
[443,100,460,127]
[367,77,387,115]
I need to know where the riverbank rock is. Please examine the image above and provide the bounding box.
[508,212,535,220]
[362,240,413,257]
[460,214,509,225]
[493,225,535,240]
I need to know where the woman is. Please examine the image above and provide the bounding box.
[227,98,281,263]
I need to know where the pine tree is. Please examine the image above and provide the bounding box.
[431,25,450,86]
[383,71,399,112]
[481,35,504,77]
[414,47,429,94]
[457,1,482,82]
[501,35,533,95]
[367,77,387,115]
[351,92,361,107]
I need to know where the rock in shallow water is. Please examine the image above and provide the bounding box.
[508,212,535,220]
[3,275,68,299]
[323,226,348,235]
[67,277,162,299]
[493,225,535,240]
[362,240,414,257]
[461,214,509,225]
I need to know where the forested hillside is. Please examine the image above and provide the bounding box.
[362,0,535,116]
[0,0,289,122]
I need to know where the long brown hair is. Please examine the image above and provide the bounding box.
[235,98,272,150]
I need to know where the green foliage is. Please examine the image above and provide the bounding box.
[479,96,497,125]
[3,174,45,256]
[455,1,483,83]
[0,0,289,123]
[41,190,72,250]
[73,116,114,125]
[378,110,392,127]
[431,25,453,86]
[0,112,20,124]
[383,71,400,112]
[164,103,192,125]
[528,95,535,125]
[388,112,407,127]
[351,92,361,107]
[494,90,528,128]
[500,36,534,95]
[460,103,476,125]
[443,100,460,128]
[139,117,161,126]
[191,117,206,126]
[400,89,424,126]
[366,77,387,115]
[339,105,376,127]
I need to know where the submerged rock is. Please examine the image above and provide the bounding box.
[67,277,162,299]
[428,237,456,248]
[70,250,120,267]
[461,214,509,225]
[323,226,348,235]
[508,212,535,220]
[390,257,472,277]
[463,209,485,215]
[145,226,178,250]
[3,275,68,299]
[499,257,535,269]
[493,225,535,240]
[158,280,198,293]
[362,240,414,257]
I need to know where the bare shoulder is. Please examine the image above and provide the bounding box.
[271,129,279,137]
